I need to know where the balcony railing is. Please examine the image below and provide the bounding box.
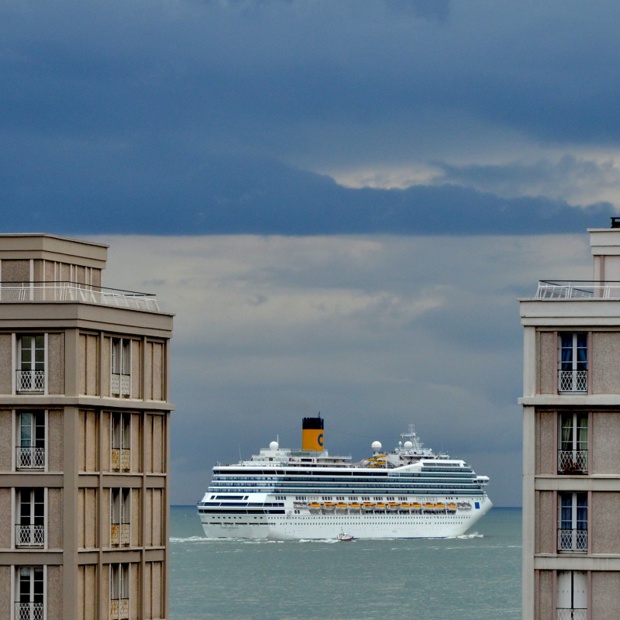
[111,374,130,398]
[15,602,44,620]
[557,609,587,620]
[111,448,131,472]
[111,523,131,547]
[558,450,588,474]
[536,280,620,299]
[110,597,129,620]
[16,370,45,392]
[16,446,45,469]
[0,281,159,312]
[558,370,588,392]
[15,524,44,547]
[558,528,588,552]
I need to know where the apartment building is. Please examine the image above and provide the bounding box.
[520,220,620,619]
[0,234,174,619]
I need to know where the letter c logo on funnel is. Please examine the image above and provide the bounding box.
[318,433,324,447]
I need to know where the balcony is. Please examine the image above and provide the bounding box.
[111,449,131,472]
[537,280,620,299]
[111,523,130,547]
[16,370,45,392]
[15,603,44,620]
[15,525,44,547]
[16,446,45,469]
[558,370,587,392]
[558,528,588,552]
[557,610,586,620]
[558,450,588,474]
[0,281,159,312]
[110,598,129,620]
[111,374,131,398]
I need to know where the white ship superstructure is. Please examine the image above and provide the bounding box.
[198,417,491,540]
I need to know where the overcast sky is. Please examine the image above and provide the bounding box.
[2,1,619,506]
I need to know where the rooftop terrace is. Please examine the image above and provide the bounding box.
[536,280,620,300]
[0,281,160,312]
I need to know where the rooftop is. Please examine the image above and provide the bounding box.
[536,280,620,300]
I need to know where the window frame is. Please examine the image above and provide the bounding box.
[15,565,45,620]
[111,338,131,398]
[15,488,46,549]
[15,334,47,394]
[16,410,46,470]
[558,412,588,474]
[558,491,588,553]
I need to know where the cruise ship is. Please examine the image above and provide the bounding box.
[198,417,492,540]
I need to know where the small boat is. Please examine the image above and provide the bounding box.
[337,531,354,542]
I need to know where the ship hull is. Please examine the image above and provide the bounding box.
[198,495,492,540]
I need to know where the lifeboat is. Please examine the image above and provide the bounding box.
[399,503,412,510]
[435,503,446,511]
[322,502,336,513]
[308,502,321,513]
[423,502,437,512]
[349,502,361,513]
[387,502,400,511]
[410,502,422,511]
[447,503,458,512]
[458,502,472,511]
[336,503,348,513]
[375,503,387,510]
[362,502,375,511]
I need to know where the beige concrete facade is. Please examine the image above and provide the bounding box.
[520,223,620,619]
[0,234,173,619]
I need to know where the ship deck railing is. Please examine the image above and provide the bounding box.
[0,281,160,311]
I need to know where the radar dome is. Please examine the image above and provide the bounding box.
[269,441,279,450]
[404,441,413,450]
[371,441,382,451]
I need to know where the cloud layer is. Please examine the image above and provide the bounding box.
[2,1,620,235]
[97,233,593,507]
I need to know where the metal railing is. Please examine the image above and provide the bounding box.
[111,374,130,398]
[558,528,588,552]
[537,280,620,299]
[16,446,45,469]
[16,370,45,392]
[110,523,130,547]
[558,450,588,474]
[15,603,44,620]
[558,370,588,392]
[0,281,159,312]
[110,597,129,620]
[111,449,131,472]
[557,609,587,620]
[15,524,44,547]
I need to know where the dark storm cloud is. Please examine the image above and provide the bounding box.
[2,0,620,233]
[0,152,613,235]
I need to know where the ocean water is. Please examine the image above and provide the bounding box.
[170,506,521,620]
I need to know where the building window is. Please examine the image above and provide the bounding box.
[558,333,587,392]
[16,411,46,470]
[558,492,587,552]
[111,338,131,398]
[111,412,131,472]
[110,564,129,620]
[111,488,130,547]
[15,489,45,548]
[558,413,588,474]
[557,571,587,620]
[16,335,45,393]
[15,566,44,620]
